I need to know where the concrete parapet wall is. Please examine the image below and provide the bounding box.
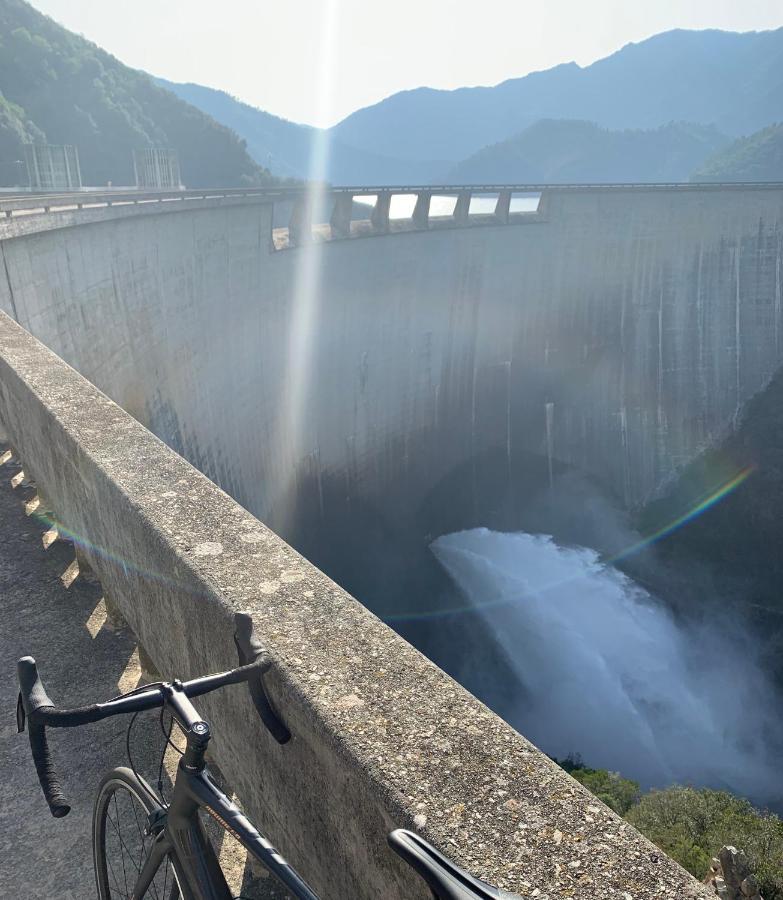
[0,311,709,898]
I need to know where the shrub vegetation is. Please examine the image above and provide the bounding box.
[555,757,783,899]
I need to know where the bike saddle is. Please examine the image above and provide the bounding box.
[388,829,522,900]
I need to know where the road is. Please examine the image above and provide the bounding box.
[0,449,286,898]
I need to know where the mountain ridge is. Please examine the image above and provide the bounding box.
[157,78,448,184]
[162,26,783,185]
[448,119,731,184]
[331,27,783,165]
[4,8,783,188]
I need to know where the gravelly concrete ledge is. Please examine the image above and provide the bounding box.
[0,310,710,899]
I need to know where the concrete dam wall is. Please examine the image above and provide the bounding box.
[3,184,778,897]
[2,186,782,624]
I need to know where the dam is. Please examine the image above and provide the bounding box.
[1,182,782,899]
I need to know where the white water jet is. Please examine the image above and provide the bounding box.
[432,527,780,803]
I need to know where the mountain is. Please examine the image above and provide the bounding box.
[157,79,447,185]
[448,120,731,184]
[7,6,780,189]
[154,79,312,181]
[331,28,783,166]
[0,0,269,187]
[692,123,783,181]
[158,28,783,186]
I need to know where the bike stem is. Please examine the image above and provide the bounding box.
[163,681,212,771]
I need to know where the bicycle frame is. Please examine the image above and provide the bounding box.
[131,684,319,900]
[19,653,503,900]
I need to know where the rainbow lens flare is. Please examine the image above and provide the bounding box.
[612,463,755,563]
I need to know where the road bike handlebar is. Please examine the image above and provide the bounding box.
[17,656,522,900]
[16,654,270,818]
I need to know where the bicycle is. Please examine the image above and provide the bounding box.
[16,627,519,900]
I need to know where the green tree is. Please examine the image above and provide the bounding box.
[555,755,641,815]
[693,122,783,182]
[626,787,783,900]
[0,0,274,187]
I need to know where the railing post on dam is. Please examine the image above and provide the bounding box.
[330,193,353,239]
[371,191,391,233]
[495,189,511,223]
[288,195,312,246]
[453,190,471,224]
[412,191,431,229]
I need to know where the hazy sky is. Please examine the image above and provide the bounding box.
[29,0,783,127]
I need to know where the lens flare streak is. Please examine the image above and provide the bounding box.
[612,464,754,562]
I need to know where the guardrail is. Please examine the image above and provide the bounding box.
[0,309,711,899]
[0,186,291,216]
[5,182,782,247]
[0,185,546,246]
[0,184,547,246]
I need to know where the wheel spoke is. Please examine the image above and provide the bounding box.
[105,853,128,900]
[107,806,166,900]
[107,810,143,875]
[100,778,180,900]
[129,790,149,876]
[112,793,129,896]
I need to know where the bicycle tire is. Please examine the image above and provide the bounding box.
[93,766,184,900]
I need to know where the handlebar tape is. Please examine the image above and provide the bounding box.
[17,657,70,817]
[27,718,70,818]
[234,612,291,744]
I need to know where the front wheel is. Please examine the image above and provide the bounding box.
[93,766,184,899]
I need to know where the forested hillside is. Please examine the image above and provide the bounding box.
[0,0,269,187]
[556,756,783,900]
[693,123,783,181]
[156,79,313,180]
[448,120,729,183]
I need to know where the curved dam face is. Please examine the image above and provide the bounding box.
[2,186,783,667]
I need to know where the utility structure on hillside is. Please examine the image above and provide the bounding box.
[133,148,183,190]
[23,144,82,191]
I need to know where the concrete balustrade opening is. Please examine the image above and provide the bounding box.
[2,181,782,897]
